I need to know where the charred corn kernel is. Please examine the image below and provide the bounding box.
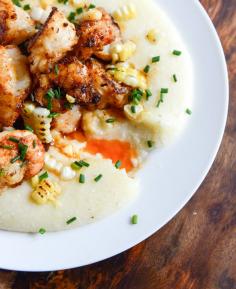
[31,175,39,188]
[78,8,102,21]
[31,179,61,205]
[60,166,76,181]
[113,4,137,21]
[22,102,53,144]
[40,0,54,9]
[66,94,76,104]
[146,29,158,43]
[124,104,144,121]
[107,63,147,90]
[110,41,136,63]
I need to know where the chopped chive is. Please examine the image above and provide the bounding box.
[146,89,152,100]
[79,174,85,184]
[88,4,96,9]
[38,228,46,234]
[33,140,36,148]
[106,118,115,123]
[131,214,138,224]
[173,74,178,82]
[94,174,103,182]
[76,7,83,14]
[18,143,28,161]
[25,124,34,133]
[0,145,12,150]
[71,162,81,170]
[68,11,76,22]
[186,108,192,115]
[172,50,182,56]
[76,160,90,168]
[48,112,60,118]
[147,140,154,148]
[115,160,122,169]
[0,169,5,177]
[152,56,160,63]
[160,88,168,94]
[143,65,150,73]
[23,4,30,10]
[66,217,77,225]
[10,155,21,164]
[54,64,59,75]
[131,105,136,113]
[12,0,21,7]
[8,137,19,143]
[39,171,48,182]
[156,100,161,108]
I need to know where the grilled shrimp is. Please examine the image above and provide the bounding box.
[0,130,45,190]
[33,57,130,111]
[0,0,36,45]
[0,45,31,127]
[75,8,120,60]
[28,7,78,74]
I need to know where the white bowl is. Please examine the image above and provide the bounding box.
[0,0,228,271]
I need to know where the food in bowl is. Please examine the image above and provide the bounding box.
[0,0,193,232]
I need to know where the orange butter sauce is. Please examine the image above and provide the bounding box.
[68,131,137,172]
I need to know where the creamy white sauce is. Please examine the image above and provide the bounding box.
[0,0,193,232]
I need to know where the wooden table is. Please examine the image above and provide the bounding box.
[1,0,235,288]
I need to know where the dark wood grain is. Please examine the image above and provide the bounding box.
[1,1,236,288]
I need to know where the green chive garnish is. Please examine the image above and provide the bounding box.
[12,0,21,7]
[147,140,154,148]
[9,137,19,143]
[76,7,83,14]
[54,64,59,75]
[115,160,122,169]
[186,108,192,115]
[39,171,48,182]
[79,174,85,183]
[143,65,150,73]
[88,4,96,9]
[106,118,115,123]
[68,11,76,22]
[71,162,81,170]
[23,4,30,10]
[152,56,160,63]
[18,143,28,161]
[131,214,138,224]
[0,169,5,177]
[66,217,77,225]
[10,155,21,164]
[173,74,177,82]
[0,145,12,150]
[146,89,152,100]
[25,124,34,132]
[160,88,168,94]
[94,174,103,182]
[33,140,36,148]
[48,112,60,118]
[131,105,136,113]
[172,50,182,56]
[38,228,46,234]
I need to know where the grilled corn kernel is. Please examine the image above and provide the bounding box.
[22,102,53,144]
[40,0,54,9]
[124,104,144,121]
[113,4,137,21]
[31,175,39,188]
[108,63,147,90]
[110,41,136,63]
[78,8,102,21]
[31,179,61,205]
[146,29,158,43]
[66,94,76,104]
